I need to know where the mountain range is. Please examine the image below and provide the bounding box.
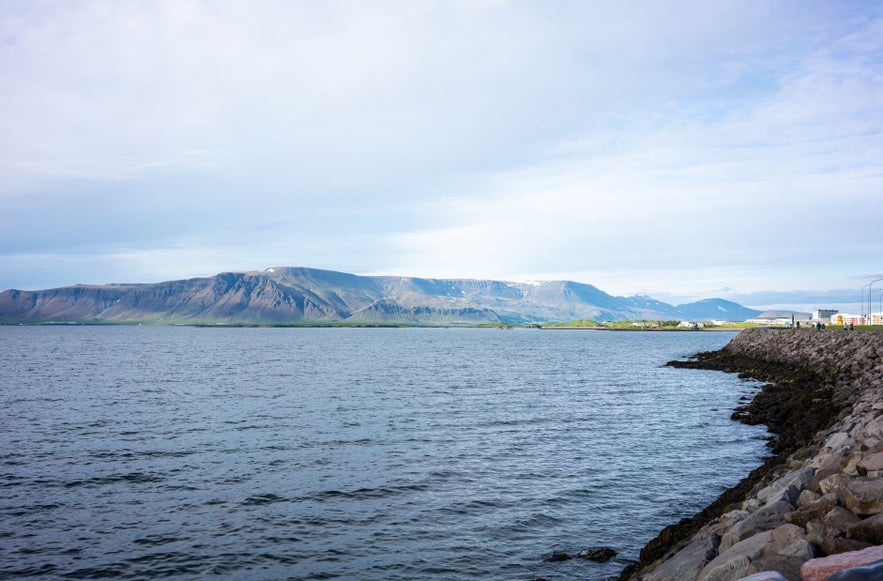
[0,266,762,325]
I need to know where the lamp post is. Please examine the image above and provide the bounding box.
[871,288,883,326]
[864,278,883,325]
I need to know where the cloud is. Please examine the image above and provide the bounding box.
[1,1,882,298]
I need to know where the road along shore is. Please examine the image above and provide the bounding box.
[623,328,883,581]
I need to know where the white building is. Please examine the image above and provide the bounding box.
[813,309,839,322]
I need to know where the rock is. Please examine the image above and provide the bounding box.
[734,572,788,581]
[864,416,883,440]
[756,466,815,505]
[825,432,853,452]
[779,538,815,559]
[700,554,752,581]
[700,531,772,581]
[543,552,571,562]
[720,501,793,552]
[840,477,883,516]
[798,489,822,508]
[577,546,616,562]
[811,455,846,493]
[848,512,883,544]
[640,536,711,581]
[827,558,883,580]
[801,545,883,581]
[858,452,883,473]
[744,498,763,512]
[820,537,874,557]
[742,524,815,579]
[825,506,863,536]
[785,493,841,527]
[723,510,752,524]
[821,474,854,496]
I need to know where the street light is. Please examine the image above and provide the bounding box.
[871,288,883,325]
[870,278,883,322]
[862,278,883,325]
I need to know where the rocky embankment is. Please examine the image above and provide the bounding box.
[625,328,883,581]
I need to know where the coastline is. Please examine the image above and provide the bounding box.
[623,329,883,580]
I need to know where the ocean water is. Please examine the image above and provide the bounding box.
[0,326,768,580]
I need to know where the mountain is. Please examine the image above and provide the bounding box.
[0,266,762,325]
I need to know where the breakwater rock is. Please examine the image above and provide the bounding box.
[624,328,883,581]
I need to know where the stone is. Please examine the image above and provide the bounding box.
[700,531,772,581]
[858,452,883,472]
[811,456,846,493]
[576,546,616,562]
[700,554,751,581]
[848,512,883,545]
[827,558,883,580]
[798,489,822,508]
[825,432,853,452]
[744,498,763,512]
[826,506,863,536]
[785,493,841,527]
[641,538,709,581]
[779,538,815,559]
[720,501,793,552]
[767,524,805,552]
[741,524,815,579]
[840,478,883,516]
[821,474,854,496]
[864,416,883,440]
[543,552,571,562]
[734,572,788,581]
[755,467,815,505]
[801,545,883,581]
[819,537,874,559]
[723,510,751,524]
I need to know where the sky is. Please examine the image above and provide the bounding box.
[1,1,882,312]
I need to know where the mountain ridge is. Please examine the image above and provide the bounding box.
[0,266,762,325]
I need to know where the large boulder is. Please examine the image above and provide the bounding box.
[820,475,883,516]
[801,545,883,581]
[755,467,815,506]
[785,493,841,527]
[700,531,772,581]
[734,573,787,581]
[720,501,793,552]
[848,512,883,545]
[640,536,710,581]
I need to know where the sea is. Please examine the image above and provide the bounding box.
[0,326,770,580]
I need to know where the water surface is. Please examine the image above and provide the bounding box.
[0,327,768,579]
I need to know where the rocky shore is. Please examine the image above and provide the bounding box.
[623,328,883,581]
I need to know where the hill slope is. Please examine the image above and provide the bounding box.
[0,266,761,325]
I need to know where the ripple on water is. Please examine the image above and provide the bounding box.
[0,326,767,580]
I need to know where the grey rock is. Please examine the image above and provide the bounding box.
[798,489,822,508]
[641,537,710,581]
[785,493,841,527]
[700,554,752,581]
[700,531,773,581]
[826,506,863,536]
[848,512,883,545]
[721,501,793,552]
[756,467,815,505]
[735,573,788,581]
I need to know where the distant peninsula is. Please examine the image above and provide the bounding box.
[0,266,762,326]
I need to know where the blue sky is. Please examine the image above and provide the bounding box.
[1,1,882,312]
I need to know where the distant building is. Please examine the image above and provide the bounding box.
[813,309,839,321]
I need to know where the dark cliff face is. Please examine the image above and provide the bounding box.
[0,266,762,325]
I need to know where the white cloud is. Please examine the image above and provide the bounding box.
[1,1,882,300]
